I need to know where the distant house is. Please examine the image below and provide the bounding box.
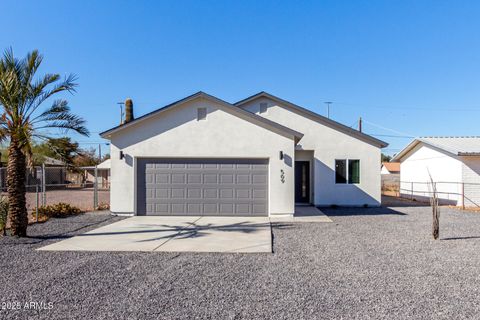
[392,137,480,206]
[381,162,400,174]
[0,156,67,190]
[82,159,110,189]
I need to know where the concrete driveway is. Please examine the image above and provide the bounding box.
[38,216,272,253]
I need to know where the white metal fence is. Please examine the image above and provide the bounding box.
[389,180,480,208]
[0,165,110,218]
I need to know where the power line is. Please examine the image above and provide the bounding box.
[367,133,414,138]
[362,119,416,138]
[317,100,480,112]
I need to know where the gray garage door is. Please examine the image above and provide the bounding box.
[137,159,269,216]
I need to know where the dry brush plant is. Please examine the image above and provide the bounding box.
[428,172,440,240]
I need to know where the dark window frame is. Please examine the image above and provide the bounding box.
[335,159,360,184]
[348,159,360,184]
[335,159,347,184]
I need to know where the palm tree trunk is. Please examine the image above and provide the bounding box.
[7,139,27,237]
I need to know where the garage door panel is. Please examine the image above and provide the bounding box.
[235,203,250,214]
[219,203,234,214]
[236,174,250,184]
[220,174,234,183]
[138,158,268,216]
[203,174,218,184]
[253,204,267,214]
[187,174,202,184]
[253,189,267,199]
[155,188,169,199]
[203,203,218,214]
[187,203,202,214]
[220,189,234,199]
[155,203,169,213]
[187,188,201,198]
[171,188,185,198]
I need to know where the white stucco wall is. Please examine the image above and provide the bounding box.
[380,166,390,174]
[399,144,463,204]
[240,98,382,206]
[107,97,296,215]
[460,156,480,207]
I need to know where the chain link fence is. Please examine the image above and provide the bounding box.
[0,165,110,220]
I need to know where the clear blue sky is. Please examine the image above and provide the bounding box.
[2,1,480,156]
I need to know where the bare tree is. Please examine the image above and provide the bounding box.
[428,172,440,240]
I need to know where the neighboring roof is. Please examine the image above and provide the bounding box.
[234,91,389,148]
[97,159,111,169]
[381,162,400,173]
[100,91,304,143]
[81,159,111,170]
[43,156,65,166]
[392,136,480,161]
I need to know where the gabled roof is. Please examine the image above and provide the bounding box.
[234,91,388,148]
[381,162,400,173]
[392,136,480,161]
[100,91,304,143]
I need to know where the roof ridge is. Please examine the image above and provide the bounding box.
[420,136,480,139]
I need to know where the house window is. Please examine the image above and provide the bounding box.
[259,102,268,114]
[335,160,347,184]
[336,159,360,184]
[197,107,207,120]
[348,160,360,184]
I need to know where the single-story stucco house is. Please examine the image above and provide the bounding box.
[100,92,388,216]
[392,136,480,207]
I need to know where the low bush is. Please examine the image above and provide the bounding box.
[33,203,83,220]
[96,203,110,211]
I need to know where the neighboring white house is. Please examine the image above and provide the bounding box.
[392,137,480,207]
[100,91,388,216]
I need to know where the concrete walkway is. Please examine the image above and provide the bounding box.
[38,216,272,253]
[270,206,333,223]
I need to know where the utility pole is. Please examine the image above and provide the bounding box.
[324,102,333,119]
[117,102,125,124]
[359,117,362,132]
[98,144,102,160]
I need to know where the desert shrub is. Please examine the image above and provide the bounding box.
[33,203,83,220]
[0,196,8,236]
[96,203,110,211]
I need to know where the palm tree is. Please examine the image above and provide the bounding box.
[0,48,89,236]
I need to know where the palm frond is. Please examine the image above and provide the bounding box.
[0,48,88,163]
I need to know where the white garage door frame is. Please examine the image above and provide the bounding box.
[134,157,271,216]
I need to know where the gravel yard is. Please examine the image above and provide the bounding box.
[1,198,480,319]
